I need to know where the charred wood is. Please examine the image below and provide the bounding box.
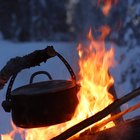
[75,102,140,139]
[76,116,140,140]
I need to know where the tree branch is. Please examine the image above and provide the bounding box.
[51,87,140,140]
[0,46,56,89]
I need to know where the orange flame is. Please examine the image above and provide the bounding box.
[1,121,24,140]
[98,0,118,16]
[74,25,115,129]
[1,25,116,140]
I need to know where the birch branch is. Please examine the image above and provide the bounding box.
[0,46,56,89]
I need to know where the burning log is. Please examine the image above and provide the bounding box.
[0,46,56,89]
[51,87,140,140]
[70,103,140,140]
[89,102,140,134]
[77,116,140,140]
[72,103,140,140]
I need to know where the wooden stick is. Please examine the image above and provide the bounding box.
[51,87,140,140]
[90,102,140,134]
[76,102,140,139]
[0,46,56,89]
[109,85,123,123]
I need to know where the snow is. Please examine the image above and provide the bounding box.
[124,28,133,42]
[0,40,139,136]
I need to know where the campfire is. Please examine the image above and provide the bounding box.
[1,0,140,140]
[1,26,116,140]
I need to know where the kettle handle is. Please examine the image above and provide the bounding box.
[29,52,76,84]
[56,52,76,84]
[2,73,17,112]
[5,51,76,99]
[29,71,52,84]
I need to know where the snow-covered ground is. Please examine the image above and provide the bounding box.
[0,40,139,137]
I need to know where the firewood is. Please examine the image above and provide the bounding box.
[77,116,140,140]
[90,102,140,134]
[51,87,140,140]
[109,85,123,123]
[0,46,56,89]
[75,102,140,139]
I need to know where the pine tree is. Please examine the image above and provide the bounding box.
[46,0,69,40]
[0,0,18,39]
[29,0,47,40]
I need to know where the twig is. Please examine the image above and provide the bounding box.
[51,87,140,140]
[0,46,56,89]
